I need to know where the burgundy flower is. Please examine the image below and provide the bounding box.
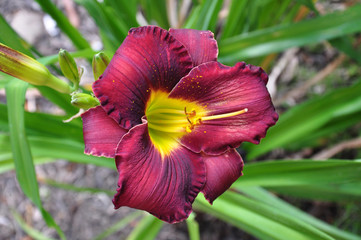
[81,26,278,223]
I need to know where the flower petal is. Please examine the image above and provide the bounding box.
[81,106,127,158]
[169,28,218,66]
[201,149,243,204]
[93,26,193,129]
[113,122,206,223]
[169,61,278,154]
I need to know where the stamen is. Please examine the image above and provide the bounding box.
[201,108,248,121]
[186,125,193,133]
[184,107,196,117]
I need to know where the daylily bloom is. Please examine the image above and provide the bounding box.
[82,26,278,223]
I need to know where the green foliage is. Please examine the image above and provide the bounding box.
[218,4,361,62]
[1,0,361,239]
[5,80,65,239]
[245,80,361,159]
[126,214,163,240]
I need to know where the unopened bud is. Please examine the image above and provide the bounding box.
[0,43,72,93]
[92,52,110,80]
[58,49,79,88]
[71,93,100,109]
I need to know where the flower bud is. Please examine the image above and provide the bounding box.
[71,93,100,109]
[92,52,110,80]
[58,49,79,88]
[0,43,72,93]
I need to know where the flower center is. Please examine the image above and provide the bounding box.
[145,91,205,157]
[145,90,248,157]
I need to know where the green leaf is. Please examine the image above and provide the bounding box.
[0,103,83,142]
[29,136,115,169]
[268,182,361,201]
[94,212,142,240]
[184,0,223,31]
[0,14,32,54]
[219,4,361,63]
[12,210,57,240]
[126,214,163,240]
[140,0,169,29]
[240,187,361,240]
[104,0,138,28]
[330,36,361,65]
[5,79,65,239]
[246,80,361,159]
[234,159,361,189]
[295,0,319,14]
[38,48,97,66]
[35,0,91,50]
[43,179,114,196]
[220,0,249,39]
[186,213,200,240]
[0,134,114,174]
[0,15,78,115]
[285,110,361,150]
[74,0,128,51]
[194,193,333,240]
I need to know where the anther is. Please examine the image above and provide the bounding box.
[184,106,196,117]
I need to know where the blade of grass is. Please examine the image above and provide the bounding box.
[104,0,138,28]
[0,14,31,54]
[6,79,65,239]
[185,0,223,31]
[220,0,248,39]
[35,0,91,50]
[186,213,200,240]
[219,4,361,63]
[240,187,361,240]
[126,214,163,240]
[0,103,83,142]
[94,212,142,240]
[140,0,170,29]
[330,36,361,65]
[29,178,143,240]
[268,182,361,201]
[234,159,361,188]
[43,179,114,196]
[194,193,333,240]
[29,136,115,169]
[0,134,115,174]
[74,0,128,51]
[12,210,57,240]
[295,0,319,14]
[245,79,361,159]
[286,110,361,150]
[38,48,97,66]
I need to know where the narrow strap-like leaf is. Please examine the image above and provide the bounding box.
[6,79,66,239]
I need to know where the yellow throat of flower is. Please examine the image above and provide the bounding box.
[145,90,206,157]
[145,90,248,158]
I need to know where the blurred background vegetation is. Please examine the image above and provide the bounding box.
[0,0,361,239]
